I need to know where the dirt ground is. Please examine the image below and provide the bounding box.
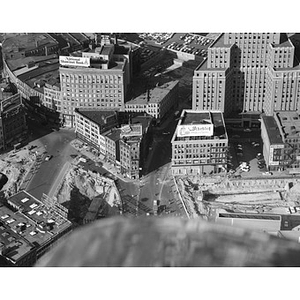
[175,176,300,219]
[0,146,41,197]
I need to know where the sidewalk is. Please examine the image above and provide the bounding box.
[70,139,134,184]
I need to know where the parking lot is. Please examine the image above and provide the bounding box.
[228,139,268,178]
[140,33,218,59]
[225,127,275,178]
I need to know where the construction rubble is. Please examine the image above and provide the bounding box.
[175,175,300,219]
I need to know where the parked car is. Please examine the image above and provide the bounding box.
[262,171,273,176]
[244,128,252,132]
[45,155,53,161]
[232,135,240,138]
[256,153,263,159]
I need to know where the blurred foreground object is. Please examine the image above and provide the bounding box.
[36,217,300,267]
[0,173,8,190]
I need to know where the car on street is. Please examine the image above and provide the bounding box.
[233,174,242,179]
[262,171,273,176]
[244,128,252,132]
[45,155,53,161]
[232,135,240,138]
[256,153,263,159]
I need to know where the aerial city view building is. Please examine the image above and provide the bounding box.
[2,32,300,267]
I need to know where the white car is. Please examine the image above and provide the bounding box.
[244,128,252,132]
[239,162,248,167]
[262,171,273,176]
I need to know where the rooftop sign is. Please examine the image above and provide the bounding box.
[59,56,90,67]
[121,124,142,137]
[177,124,213,137]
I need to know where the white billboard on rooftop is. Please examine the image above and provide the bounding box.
[59,56,90,67]
[177,124,214,137]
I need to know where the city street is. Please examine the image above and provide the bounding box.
[25,128,79,200]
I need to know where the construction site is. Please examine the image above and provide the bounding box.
[0,144,122,225]
[174,175,300,224]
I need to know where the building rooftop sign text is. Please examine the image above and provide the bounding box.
[59,56,90,67]
[177,124,214,137]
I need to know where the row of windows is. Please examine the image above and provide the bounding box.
[174,143,226,148]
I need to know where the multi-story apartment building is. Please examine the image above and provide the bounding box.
[0,93,27,150]
[261,111,300,172]
[73,109,153,177]
[119,115,153,179]
[192,33,300,122]
[261,115,285,171]
[171,110,228,176]
[74,108,118,152]
[125,80,179,122]
[104,128,121,166]
[59,43,131,127]
[0,190,72,266]
[119,124,143,179]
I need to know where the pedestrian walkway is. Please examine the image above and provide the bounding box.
[70,139,134,183]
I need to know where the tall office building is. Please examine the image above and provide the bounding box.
[59,43,131,127]
[192,33,300,118]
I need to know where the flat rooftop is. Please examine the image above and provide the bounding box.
[104,128,122,141]
[5,191,72,247]
[262,115,283,144]
[182,111,211,125]
[209,33,228,48]
[276,111,300,138]
[6,55,60,91]
[126,80,179,105]
[120,124,143,137]
[173,110,227,141]
[0,205,34,264]
[76,109,117,127]
[2,33,57,54]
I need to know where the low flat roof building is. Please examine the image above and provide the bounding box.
[0,190,72,266]
[171,109,228,176]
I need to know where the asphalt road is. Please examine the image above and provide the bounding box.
[25,128,78,200]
